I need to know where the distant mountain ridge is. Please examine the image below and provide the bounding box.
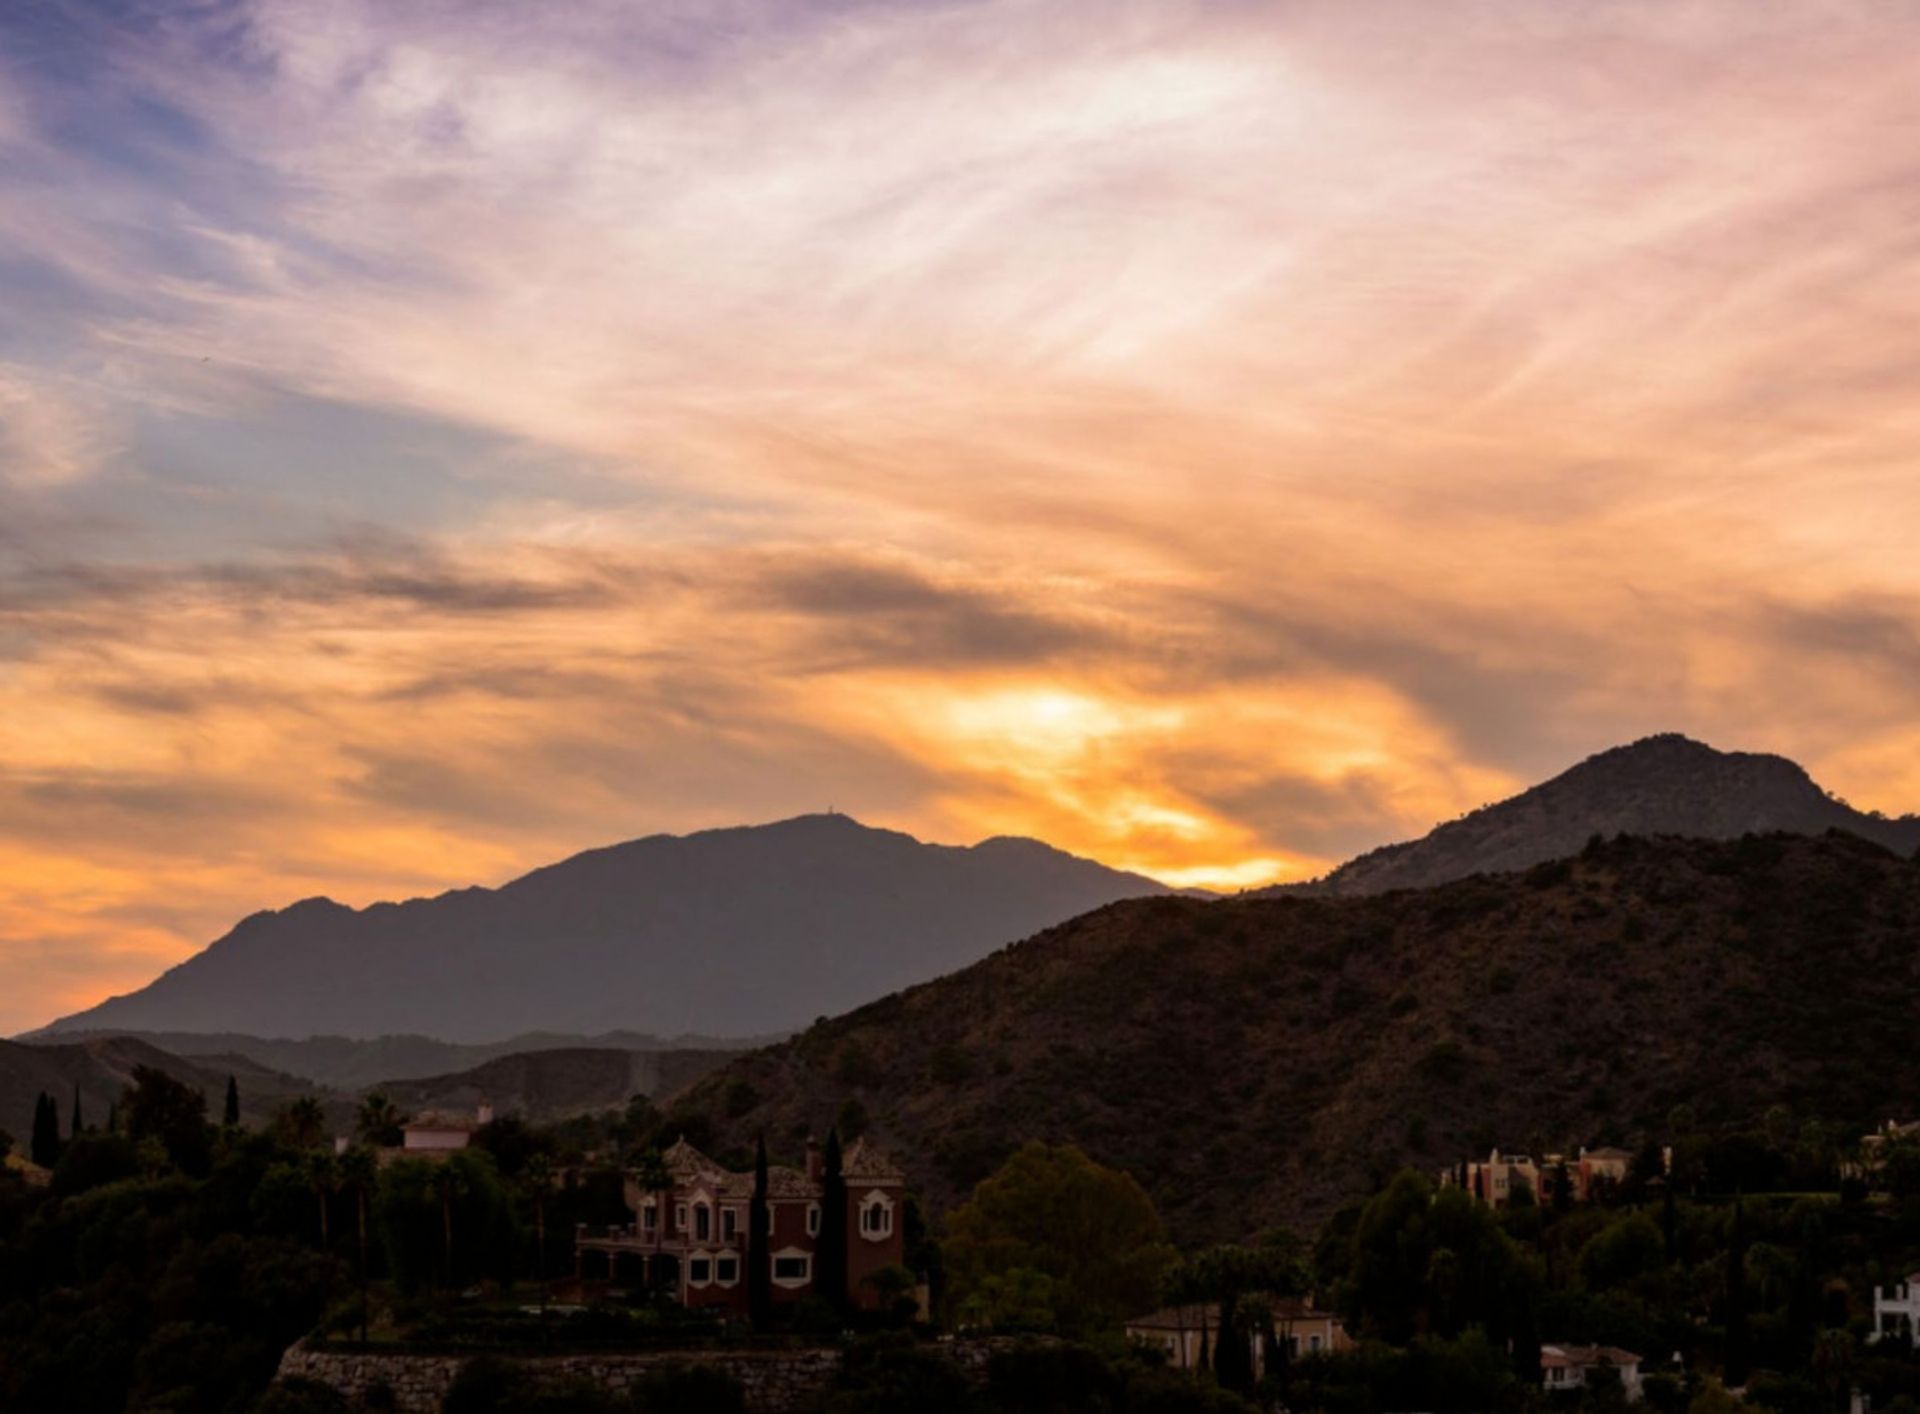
[1,1034,735,1148]
[363,1046,737,1122]
[25,1029,777,1090]
[38,815,1175,1042]
[0,1035,328,1146]
[1266,733,1920,897]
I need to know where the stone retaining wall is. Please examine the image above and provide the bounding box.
[276,1337,1023,1413]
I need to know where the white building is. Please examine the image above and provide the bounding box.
[1541,1345,1643,1401]
[1124,1298,1351,1378]
[1440,1148,1542,1207]
[401,1101,493,1152]
[1871,1273,1920,1347]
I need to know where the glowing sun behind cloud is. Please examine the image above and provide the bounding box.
[3,0,1920,1030]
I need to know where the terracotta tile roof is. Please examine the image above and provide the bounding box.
[843,1137,903,1181]
[661,1137,727,1179]
[1127,1304,1223,1332]
[769,1165,820,1198]
[1541,1344,1641,1369]
[1269,1297,1341,1322]
[404,1112,479,1133]
[651,1142,825,1200]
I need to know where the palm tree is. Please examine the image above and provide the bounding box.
[279,1096,327,1151]
[337,1146,378,1342]
[307,1151,338,1248]
[523,1153,555,1311]
[356,1093,406,1147]
[430,1162,471,1290]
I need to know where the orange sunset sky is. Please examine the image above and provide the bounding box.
[3,0,1920,1033]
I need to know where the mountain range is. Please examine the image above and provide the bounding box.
[1275,732,1920,896]
[683,827,1920,1241]
[35,816,1175,1042]
[30,733,1918,1063]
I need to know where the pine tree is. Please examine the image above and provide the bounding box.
[748,1135,773,1330]
[223,1076,241,1128]
[815,1128,849,1311]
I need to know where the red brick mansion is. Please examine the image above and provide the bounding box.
[574,1136,907,1317]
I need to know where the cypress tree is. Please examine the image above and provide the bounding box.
[816,1128,848,1311]
[1511,1270,1543,1386]
[223,1076,241,1128]
[30,1092,59,1168]
[1214,1291,1254,1393]
[1662,1182,1678,1262]
[748,1135,773,1330]
[71,1086,83,1138]
[1267,1307,1290,1397]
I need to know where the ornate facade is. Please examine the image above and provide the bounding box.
[574,1136,907,1316]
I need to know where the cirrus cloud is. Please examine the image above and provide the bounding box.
[2,0,1920,1029]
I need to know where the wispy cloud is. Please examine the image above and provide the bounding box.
[3,0,1920,1028]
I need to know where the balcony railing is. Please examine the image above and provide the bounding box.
[573,1223,746,1254]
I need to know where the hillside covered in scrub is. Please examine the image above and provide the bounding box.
[686,830,1920,1241]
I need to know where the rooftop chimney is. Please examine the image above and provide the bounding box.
[806,1135,822,1182]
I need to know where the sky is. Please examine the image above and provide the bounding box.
[3,0,1920,1033]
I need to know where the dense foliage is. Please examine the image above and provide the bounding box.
[944,1142,1178,1336]
[1282,1144,1920,1414]
[0,1069,633,1412]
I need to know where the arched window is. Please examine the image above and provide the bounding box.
[859,1193,894,1239]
